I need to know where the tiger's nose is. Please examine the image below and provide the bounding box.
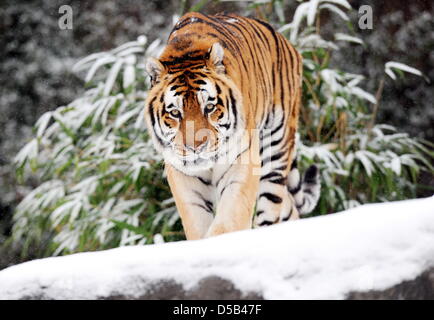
[185,138,208,152]
[182,118,212,152]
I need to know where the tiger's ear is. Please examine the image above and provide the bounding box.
[145,58,164,86]
[208,42,225,74]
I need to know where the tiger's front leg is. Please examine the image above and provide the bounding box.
[166,164,214,240]
[205,162,260,237]
[205,137,261,237]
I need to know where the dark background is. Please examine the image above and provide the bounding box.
[1,0,433,268]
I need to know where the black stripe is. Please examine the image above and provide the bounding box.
[291,158,298,170]
[282,207,293,221]
[254,18,281,102]
[188,64,207,70]
[196,176,212,186]
[271,150,287,162]
[161,53,207,67]
[264,110,272,128]
[252,18,278,40]
[260,134,285,154]
[205,32,232,52]
[289,180,302,195]
[220,17,264,109]
[170,16,239,58]
[262,150,287,166]
[286,44,297,91]
[229,89,238,130]
[170,85,183,91]
[239,17,270,102]
[173,91,184,96]
[148,97,157,126]
[274,165,287,171]
[161,107,168,116]
[259,193,282,204]
[296,197,306,209]
[260,172,283,181]
[304,165,319,184]
[259,220,274,226]
[304,188,314,195]
[171,17,199,33]
[198,17,240,57]
[263,121,284,138]
[190,203,212,214]
[205,15,242,53]
[249,18,271,51]
[269,178,286,185]
[193,191,214,213]
[191,72,207,78]
[217,97,224,106]
[204,21,249,75]
[204,200,214,213]
[278,36,290,107]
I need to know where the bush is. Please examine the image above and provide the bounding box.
[10,0,433,256]
[12,36,182,255]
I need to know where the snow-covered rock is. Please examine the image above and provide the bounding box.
[0,196,434,300]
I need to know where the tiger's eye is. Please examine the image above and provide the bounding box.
[205,104,215,113]
[170,109,181,118]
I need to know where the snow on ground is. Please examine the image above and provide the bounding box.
[0,196,433,300]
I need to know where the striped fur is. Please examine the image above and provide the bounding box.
[288,158,321,215]
[144,12,320,239]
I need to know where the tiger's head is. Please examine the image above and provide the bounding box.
[144,42,244,174]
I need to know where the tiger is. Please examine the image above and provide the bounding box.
[144,12,320,240]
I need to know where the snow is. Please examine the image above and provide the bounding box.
[226,18,238,23]
[385,61,423,80]
[0,196,433,300]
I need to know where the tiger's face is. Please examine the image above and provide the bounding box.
[144,43,243,174]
